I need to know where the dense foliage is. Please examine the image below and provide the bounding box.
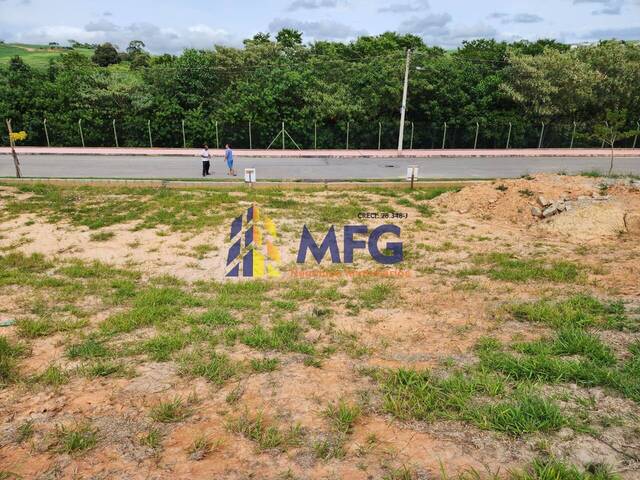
[1,32,639,149]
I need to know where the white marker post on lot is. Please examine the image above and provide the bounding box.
[406,165,418,190]
[245,168,256,187]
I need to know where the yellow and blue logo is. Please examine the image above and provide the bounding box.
[225,205,281,278]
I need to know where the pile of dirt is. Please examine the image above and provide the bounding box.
[435,174,599,226]
[436,174,640,241]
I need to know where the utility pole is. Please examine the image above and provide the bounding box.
[397,49,411,153]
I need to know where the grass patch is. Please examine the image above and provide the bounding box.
[357,282,393,309]
[30,364,69,387]
[179,351,237,385]
[511,457,620,480]
[66,337,111,359]
[466,394,566,435]
[54,423,98,454]
[89,231,115,242]
[324,400,361,434]
[81,360,131,378]
[150,396,193,423]
[17,316,87,338]
[142,333,189,361]
[226,410,304,452]
[0,336,27,386]
[463,253,586,284]
[241,320,314,354]
[101,286,201,335]
[189,308,237,327]
[507,295,632,331]
[250,357,280,373]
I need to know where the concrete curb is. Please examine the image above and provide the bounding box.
[0,177,480,190]
[2,147,640,158]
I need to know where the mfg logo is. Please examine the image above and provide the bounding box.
[297,225,403,265]
[225,206,404,278]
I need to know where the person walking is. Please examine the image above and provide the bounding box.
[225,144,236,176]
[200,144,212,177]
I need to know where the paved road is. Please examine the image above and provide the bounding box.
[1,154,639,180]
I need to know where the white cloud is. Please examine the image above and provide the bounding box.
[288,0,341,11]
[573,0,624,15]
[488,13,544,24]
[268,17,365,40]
[378,0,430,14]
[8,21,237,53]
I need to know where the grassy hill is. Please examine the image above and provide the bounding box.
[0,42,94,68]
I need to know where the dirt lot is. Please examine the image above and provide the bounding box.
[0,174,639,480]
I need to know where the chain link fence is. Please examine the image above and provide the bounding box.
[3,116,639,150]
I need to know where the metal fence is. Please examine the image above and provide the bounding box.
[3,117,640,150]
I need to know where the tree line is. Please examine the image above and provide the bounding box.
[1,31,639,149]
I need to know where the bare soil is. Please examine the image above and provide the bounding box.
[1,175,639,479]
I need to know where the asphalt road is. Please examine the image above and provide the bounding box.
[1,154,639,180]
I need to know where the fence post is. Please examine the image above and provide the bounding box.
[215,121,219,149]
[249,120,252,150]
[474,122,479,150]
[410,122,414,150]
[181,119,186,148]
[346,121,350,150]
[314,121,317,150]
[570,121,577,149]
[78,119,85,148]
[5,119,22,178]
[633,121,639,149]
[148,120,153,148]
[538,122,545,149]
[441,122,447,149]
[378,122,382,150]
[282,122,285,150]
[113,119,119,148]
[506,122,512,149]
[43,118,50,147]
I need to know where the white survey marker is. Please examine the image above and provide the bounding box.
[244,168,256,183]
[406,166,419,181]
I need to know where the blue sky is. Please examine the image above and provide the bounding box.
[0,0,639,53]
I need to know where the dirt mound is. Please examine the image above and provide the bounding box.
[436,174,599,226]
[537,201,627,241]
[436,174,640,242]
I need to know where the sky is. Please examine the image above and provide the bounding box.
[0,0,639,53]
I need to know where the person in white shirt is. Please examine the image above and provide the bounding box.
[200,144,212,177]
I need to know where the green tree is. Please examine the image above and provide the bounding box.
[92,43,120,67]
[276,29,303,48]
[591,110,638,175]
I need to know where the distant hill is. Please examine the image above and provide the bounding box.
[0,43,94,68]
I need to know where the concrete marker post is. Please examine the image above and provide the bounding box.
[148,120,153,148]
[215,121,219,149]
[506,122,512,149]
[633,121,639,149]
[249,120,252,150]
[378,122,382,150]
[538,122,545,149]
[181,119,186,149]
[570,121,577,149]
